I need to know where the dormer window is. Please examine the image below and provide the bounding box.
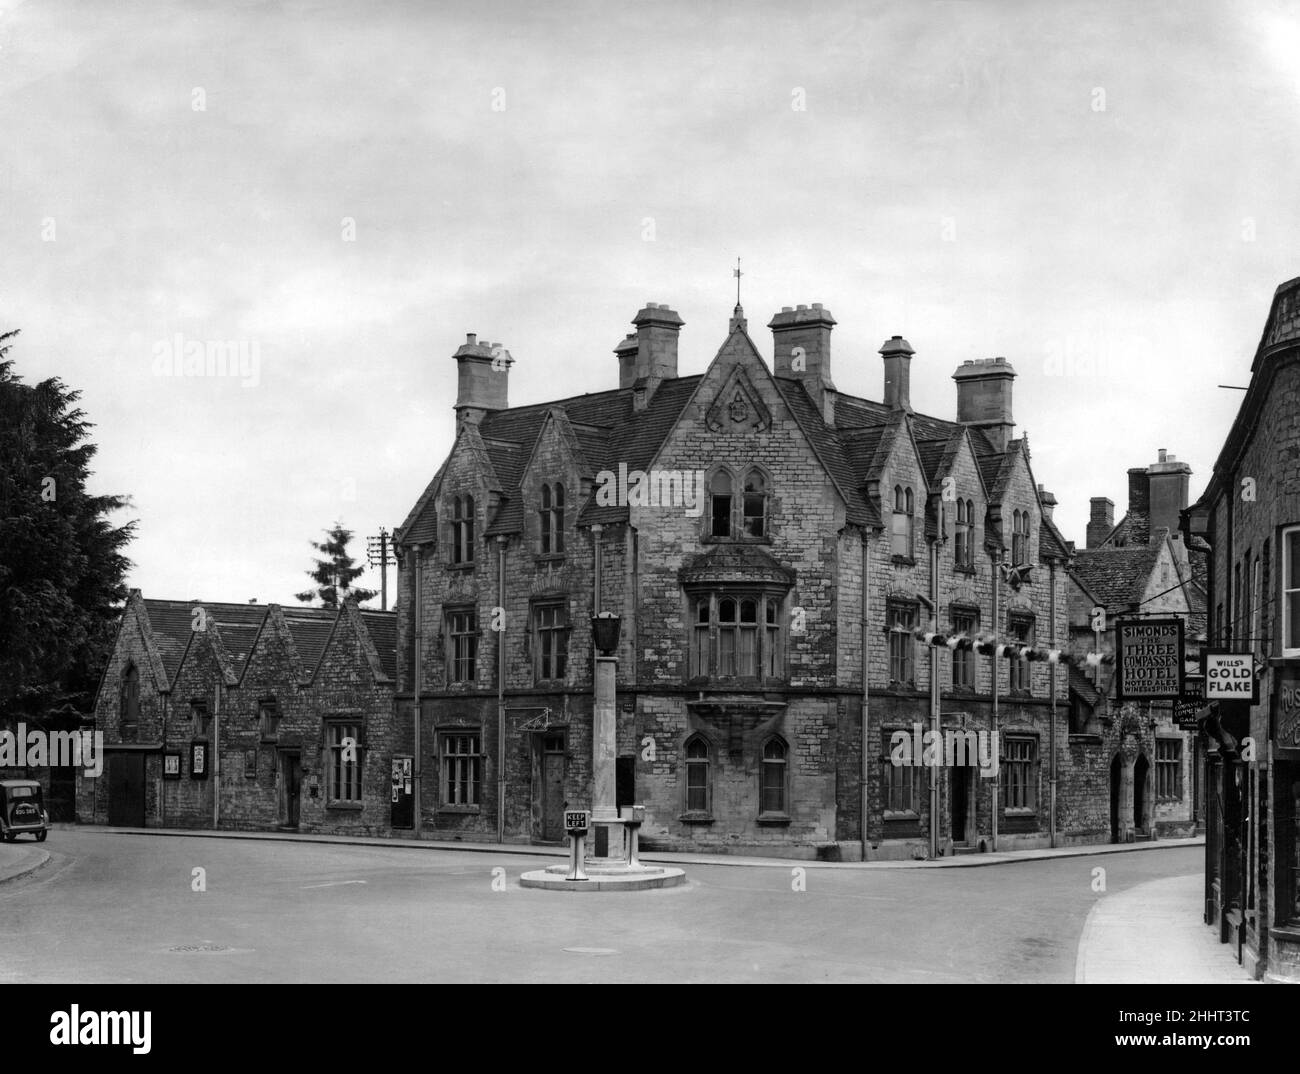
[451,494,475,564]
[742,469,767,538]
[540,482,565,555]
[710,471,733,538]
[891,486,914,558]
[1011,509,1029,566]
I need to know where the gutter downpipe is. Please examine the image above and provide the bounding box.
[861,532,871,863]
[497,536,508,844]
[413,547,423,839]
[212,677,220,829]
[1049,558,1058,849]
[930,535,940,860]
[992,549,1000,853]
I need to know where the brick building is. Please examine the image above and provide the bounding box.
[394,300,1078,860]
[1184,274,1300,981]
[78,591,396,835]
[1066,451,1205,844]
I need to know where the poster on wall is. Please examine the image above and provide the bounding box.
[163,751,182,779]
[1114,618,1184,701]
[190,740,208,780]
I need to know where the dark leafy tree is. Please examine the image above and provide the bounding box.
[295,521,376,607]
[0,330,136,728]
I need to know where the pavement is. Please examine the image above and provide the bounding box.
[0,841,50,884]
[0,825,1252,983]
[33,822,1206,869]
[1076,873,1257,984]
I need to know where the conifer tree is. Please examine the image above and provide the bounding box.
[294,522,376,607]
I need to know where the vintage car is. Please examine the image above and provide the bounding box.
[0,780,48,842]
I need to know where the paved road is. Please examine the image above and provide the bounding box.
[0,831,1204,983]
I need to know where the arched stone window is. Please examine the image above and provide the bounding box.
[451,494,475,564]
[710,470,733,538]
[743,469,767,538]
[760,736,788,816]
[684,735,712,814]
[120,662,140,735]
[891,485,914,558]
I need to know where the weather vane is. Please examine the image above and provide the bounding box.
[733,257,743,306]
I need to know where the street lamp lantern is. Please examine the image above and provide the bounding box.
[591,612,621,656]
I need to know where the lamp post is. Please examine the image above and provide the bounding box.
[591,612,622,856]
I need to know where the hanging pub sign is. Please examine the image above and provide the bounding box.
[1204,651,1259,704]
[1174,675,1205,729]
[1114,618,1184,701]
[1273,666,1300,754]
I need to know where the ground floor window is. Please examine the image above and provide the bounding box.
[1156,738,1182,800]
[760,737,788,815]
[684,735,711,814]
[327,723,362,803]
[884,752,920,814]
[441,731,482,807]
[1001,736,1037,812]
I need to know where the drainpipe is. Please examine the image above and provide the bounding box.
[861,532,871,862]
[929,536,940,859]
[593,524,603,610]
[1049,558,1058,849]
[497,536,507,844]
[413,548,423,839]
[991,549,1000,852]
[212,679,220,829]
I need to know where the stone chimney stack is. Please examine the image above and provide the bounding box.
[454,332,511,427]
[617,303,682,408]
[953,357,1016,452]
[879,336,915,411]
[1147,448,1192,542]
[770,303,837,424]
[1086,497,1114,548]
[1037,483,1057,522]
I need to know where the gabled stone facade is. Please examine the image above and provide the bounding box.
[78,592,395,835]
[396,301,1082,859]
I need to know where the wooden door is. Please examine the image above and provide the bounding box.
[541,734,565,842]
[108,753,145,826]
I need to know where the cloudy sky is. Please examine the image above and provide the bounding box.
[2,0,1298,605]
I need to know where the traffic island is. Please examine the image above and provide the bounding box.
[518,803,686,891]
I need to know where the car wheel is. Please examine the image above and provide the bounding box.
[3,831,14,842]
[36,830,47,843]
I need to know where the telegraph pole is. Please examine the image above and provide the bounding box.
[366,527,396,611]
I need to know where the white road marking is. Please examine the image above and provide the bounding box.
[301,879,368,889]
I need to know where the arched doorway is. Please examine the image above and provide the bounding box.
[1109,754,1122,843]
[1134,753,1149,834]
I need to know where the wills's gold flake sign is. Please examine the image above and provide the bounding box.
[1115,619,1184,701]
[1205,651,1259,704]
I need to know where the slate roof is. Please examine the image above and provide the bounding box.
[142,600,268,683]
[137,599,395,690]
[281,610,337,678]
[1069,663,1102,707]
[361,611,397,680]
[1068,547,1161,610]
[405,328,1069,552]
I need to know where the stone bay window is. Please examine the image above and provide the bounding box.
[680,543,795,684]
[687,592,787,682]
